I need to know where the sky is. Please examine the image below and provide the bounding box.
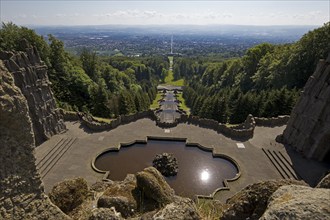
[0,0,329,26]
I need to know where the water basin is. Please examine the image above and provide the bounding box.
[93,138,239,198]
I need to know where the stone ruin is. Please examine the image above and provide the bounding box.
[0,42,66,146]
[279,54,330,161]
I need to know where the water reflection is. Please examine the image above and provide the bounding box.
[200,169,210,182]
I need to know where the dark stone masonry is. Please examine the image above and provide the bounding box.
[279,54,330,161]
[0,42,66,146]
[0,60,69,219]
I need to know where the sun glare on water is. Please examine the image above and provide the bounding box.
[200,169,210,182]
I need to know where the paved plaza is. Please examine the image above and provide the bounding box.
[35,119,329,202]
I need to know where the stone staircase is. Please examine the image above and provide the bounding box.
[37,137,77,178]
[262,148,300,180]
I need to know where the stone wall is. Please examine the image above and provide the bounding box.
[254,115,290,127]
[280,55,330,161]
[182,114,256,139]
[80,110,157,131]
[65,109,256,139]
[0,44,66,146]
[0,61,69,219]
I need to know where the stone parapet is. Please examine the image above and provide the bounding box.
[254,115,290,127]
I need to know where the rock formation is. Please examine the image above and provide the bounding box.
[0,42,66,146]
[49,177,89,214]
[316,172,330,189]
[0,60,69,219]
[152,197,201,220]
[136,167,176,206]
[152,152,179,176]
[220,179,307,220]
[56,167,200,219]
[88,208,122,220]
[279,54,330,161]
[260,185,330,220]
[98,174,138,218]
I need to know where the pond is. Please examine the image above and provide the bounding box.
[93,139,239,198]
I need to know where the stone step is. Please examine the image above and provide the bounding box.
[262,148,299,180]
[36,138,65,168]
[275,151,300,179]
[38,137,77,178]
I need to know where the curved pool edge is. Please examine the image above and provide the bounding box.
[91,136,242,200]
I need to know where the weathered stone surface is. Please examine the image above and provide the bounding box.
[136,167,175,207]
[102,174,138,214]
[49,177,89,214]
[260,185,330,220]
[220,179,307,220]
[152,153,179,177]
[152,197,201,220]
[91,180,114,192]
[97,195,135,218]
[316,172,330,189]
[281,55,330,161]
[88,208,123,220]
[0,44,66,146]
[0,60,70,219]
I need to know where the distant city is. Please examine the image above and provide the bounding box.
[33,25,318,57]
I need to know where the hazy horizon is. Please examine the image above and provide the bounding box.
[1,1,329,26]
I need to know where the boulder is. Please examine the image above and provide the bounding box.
[221,179,307,220]
[91,181,114,192]
[97,195,135,218]
[49,177,89,213]
[102,174,138,215]
[316,172,330,189]
[88,208,122,220]
[136,167,175,206]
[152,197,201,220]
[152,153,179,176]
[260,185,330,220]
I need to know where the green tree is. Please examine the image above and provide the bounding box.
[89,80,111,117]
[80,48,98,81]
[0,22,50,64]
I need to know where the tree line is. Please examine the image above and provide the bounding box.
[0,23,170,118]
[175,22,329,123]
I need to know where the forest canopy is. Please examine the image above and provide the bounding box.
[176,22,329,123]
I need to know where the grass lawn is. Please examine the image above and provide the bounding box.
[168,56,174,67]
[177,93,190,114]
[160,56,185,87]
[150,92,163,109]
[162,70,185,87]
[92,116,113,123]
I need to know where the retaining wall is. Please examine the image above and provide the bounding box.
[254,115,290,127]
[61,109,289,140]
